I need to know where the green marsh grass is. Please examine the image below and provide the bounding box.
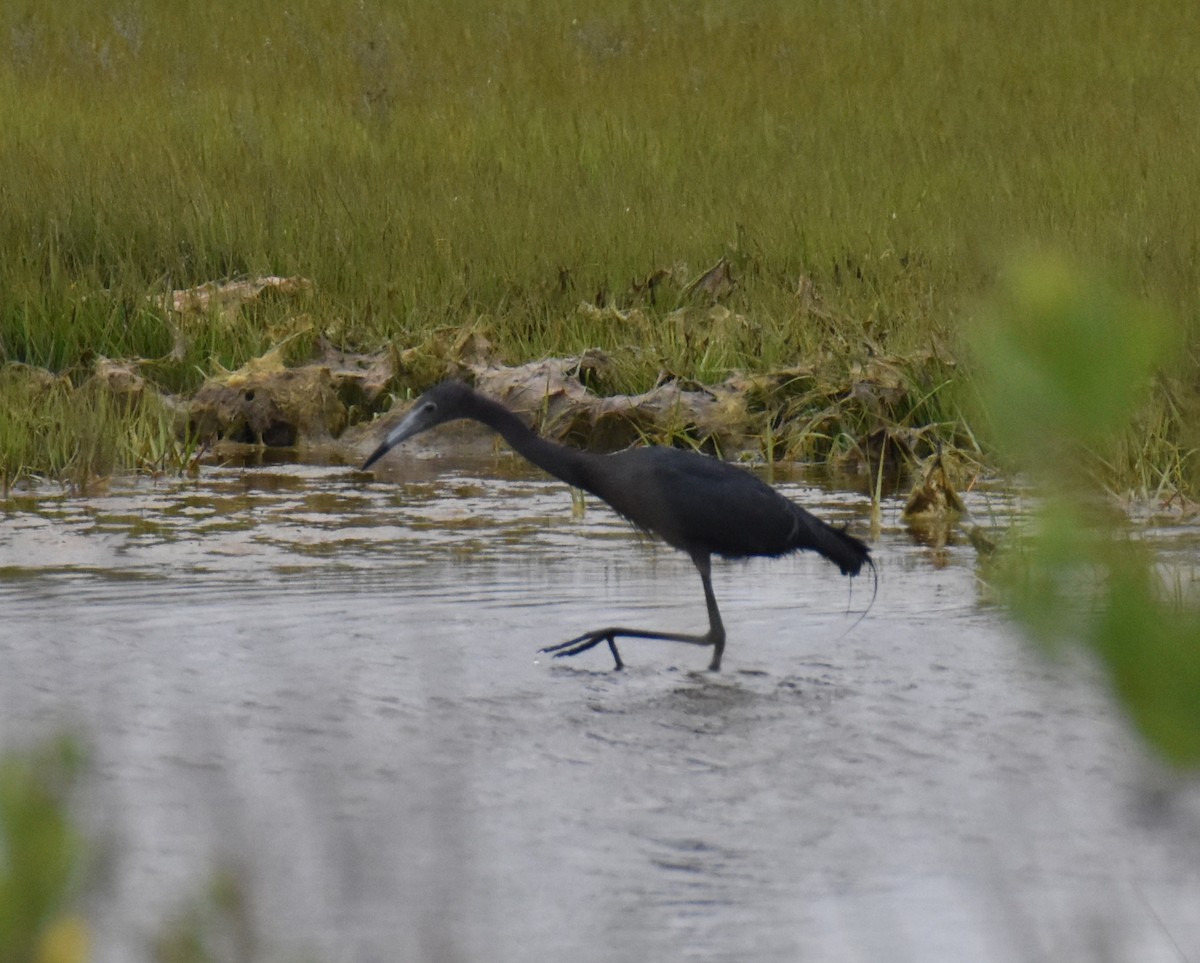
[1,1,1199,485]
[0,364,194,491]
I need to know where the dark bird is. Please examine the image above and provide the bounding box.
[362,380,872,671]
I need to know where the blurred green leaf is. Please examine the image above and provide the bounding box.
[0,738,87,963]
[972,253,1175,467]
[973,255,1199,768]
[993,497,1101,647]
[1094,556,1200,767]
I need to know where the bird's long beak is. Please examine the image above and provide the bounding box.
[361,436,397,471]
[360,404,428,470]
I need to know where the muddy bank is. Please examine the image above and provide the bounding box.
[3,275,959,477]
[12,336,954,468]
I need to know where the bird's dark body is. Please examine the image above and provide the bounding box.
[362,380,871,670]
[575,446,864,572]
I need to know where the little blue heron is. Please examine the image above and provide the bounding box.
[362,380,872,671]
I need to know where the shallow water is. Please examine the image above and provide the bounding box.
[2,454,1198,963]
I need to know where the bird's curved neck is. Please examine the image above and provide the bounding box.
[465,392,593,488]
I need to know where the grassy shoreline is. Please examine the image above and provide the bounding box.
[1,1,1197,494]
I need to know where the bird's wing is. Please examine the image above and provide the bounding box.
[600,449,801,558]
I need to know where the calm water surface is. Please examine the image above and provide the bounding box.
[1,454,1198,963]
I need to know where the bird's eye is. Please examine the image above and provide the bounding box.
[424,402,437,415]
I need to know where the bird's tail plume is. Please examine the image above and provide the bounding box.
[799,510,877,632]
[791,508,871,577]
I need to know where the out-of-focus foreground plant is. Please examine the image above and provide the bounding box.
[971,253,1200,766]
[0,738,89,963]
[0,736,273,963]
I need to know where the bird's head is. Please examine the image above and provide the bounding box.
[360,380,475,470]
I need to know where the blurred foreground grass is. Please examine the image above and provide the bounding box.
[0,0,1198,490]
[0,738,259,963]
[0,739,88,963]
[973,255,1200,767]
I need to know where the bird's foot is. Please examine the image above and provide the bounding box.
[540,630,624,670]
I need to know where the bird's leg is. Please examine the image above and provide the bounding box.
[539,630,625,670]
[695,553,726,671]
[539,552,726,671]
